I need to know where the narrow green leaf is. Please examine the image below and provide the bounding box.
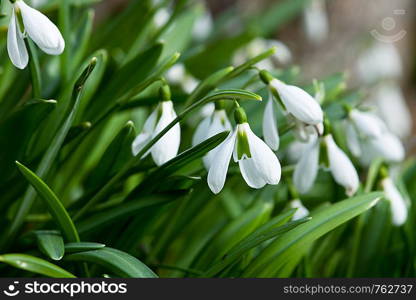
[65,247,158,278]
[194,201,274,271]
[77,196,175,234]
[1,58,96,249]
[34,230,65,261]
[65,242,106,253]
[204,214,309,277]
[127,131,229,197]
[243,192,382,277]
[0,254,75,278]
[186,66,234,105]
[16,161,80,243]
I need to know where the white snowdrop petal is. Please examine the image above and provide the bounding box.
[132,133,151,156]
[239,159,267,189]
[207,131,237,194]
[303,0,329,45]
[290,199,310,221]
[244,125,281,185]
[262,97,279,151]
[271,79,323,125]
[192,116,211,147]
[293,138,319,194]
[350,110,385,138]
[7,9,28,69]
[345,121,361,157]
[372,83,412,139]
[369,132,405,163]
[151,101,181,166]
[382,178,408,226]
[326,135,359,196]
[202,110,232,170]
[17,0,65,55]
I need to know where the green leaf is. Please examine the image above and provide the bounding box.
[77,196,176,234]
[65,247,158,278]
[65,242,106,253]
[127,131,229,197]
[243,192,382,277]
[1,58,97,249]
[158,6,200,59]
[204,212,309,277]
[194,200,274,271]
[88,43,163,119]
[86,121,135,189]
[0,99,56,183]
[186,66,234,105]
[34,230,65,261]
[0,254,75,278]
[15,161,80,243]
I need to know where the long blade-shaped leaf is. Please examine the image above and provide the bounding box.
[0,254,75,278]
[65,247,157,278]
[16,161,80,243]
[243,192,382,277]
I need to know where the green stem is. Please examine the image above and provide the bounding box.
[25,39,42,98]
[73,89,261,220]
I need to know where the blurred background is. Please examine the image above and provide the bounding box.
[95,0,416,146]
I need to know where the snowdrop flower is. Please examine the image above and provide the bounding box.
[260,70,323,126]
[153,7,171,28]
[7,0,65,69]
[165,63,199,94]
[192,102,232,169]
[345,108,405,164]
[262,92,279,151]
[293,132,359,196]
[207,107,281,194]
[132,86,180,166]
[303,0,329,45]
[381,177,408,226]
[192,12,213,41]
[356,42,402,84]
[369,83,412,139]
[233,38,292,70]
[290,199,310,221]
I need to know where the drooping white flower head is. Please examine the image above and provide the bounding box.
[381,177,408,226]
[132,100,181,166]
[290,199,310,221]
[302,0,329,45]
[153,7,171,28]
[356,42,402,84]
[7,0,65,69]
[165,63,199,94]
[293,135,320,194]
[293,133,359,196]
[369,83,412,139]
[233,38,292,70]
[207,108,281,194]
[345,108,405,165]
[193,107,232,169]
[269,78,324,126]
[262,92,279,151]
[192,11,213,41]
[325,134,359,196]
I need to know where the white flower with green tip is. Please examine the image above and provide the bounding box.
[207,107,281,194]
[7,0,65,69]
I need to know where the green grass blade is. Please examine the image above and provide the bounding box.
[34,230,65,261]
[243,192,382,277]
[65,247,157,278]
[65,242,106,253]
[0,254,75,278]
[16,161,80,243]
